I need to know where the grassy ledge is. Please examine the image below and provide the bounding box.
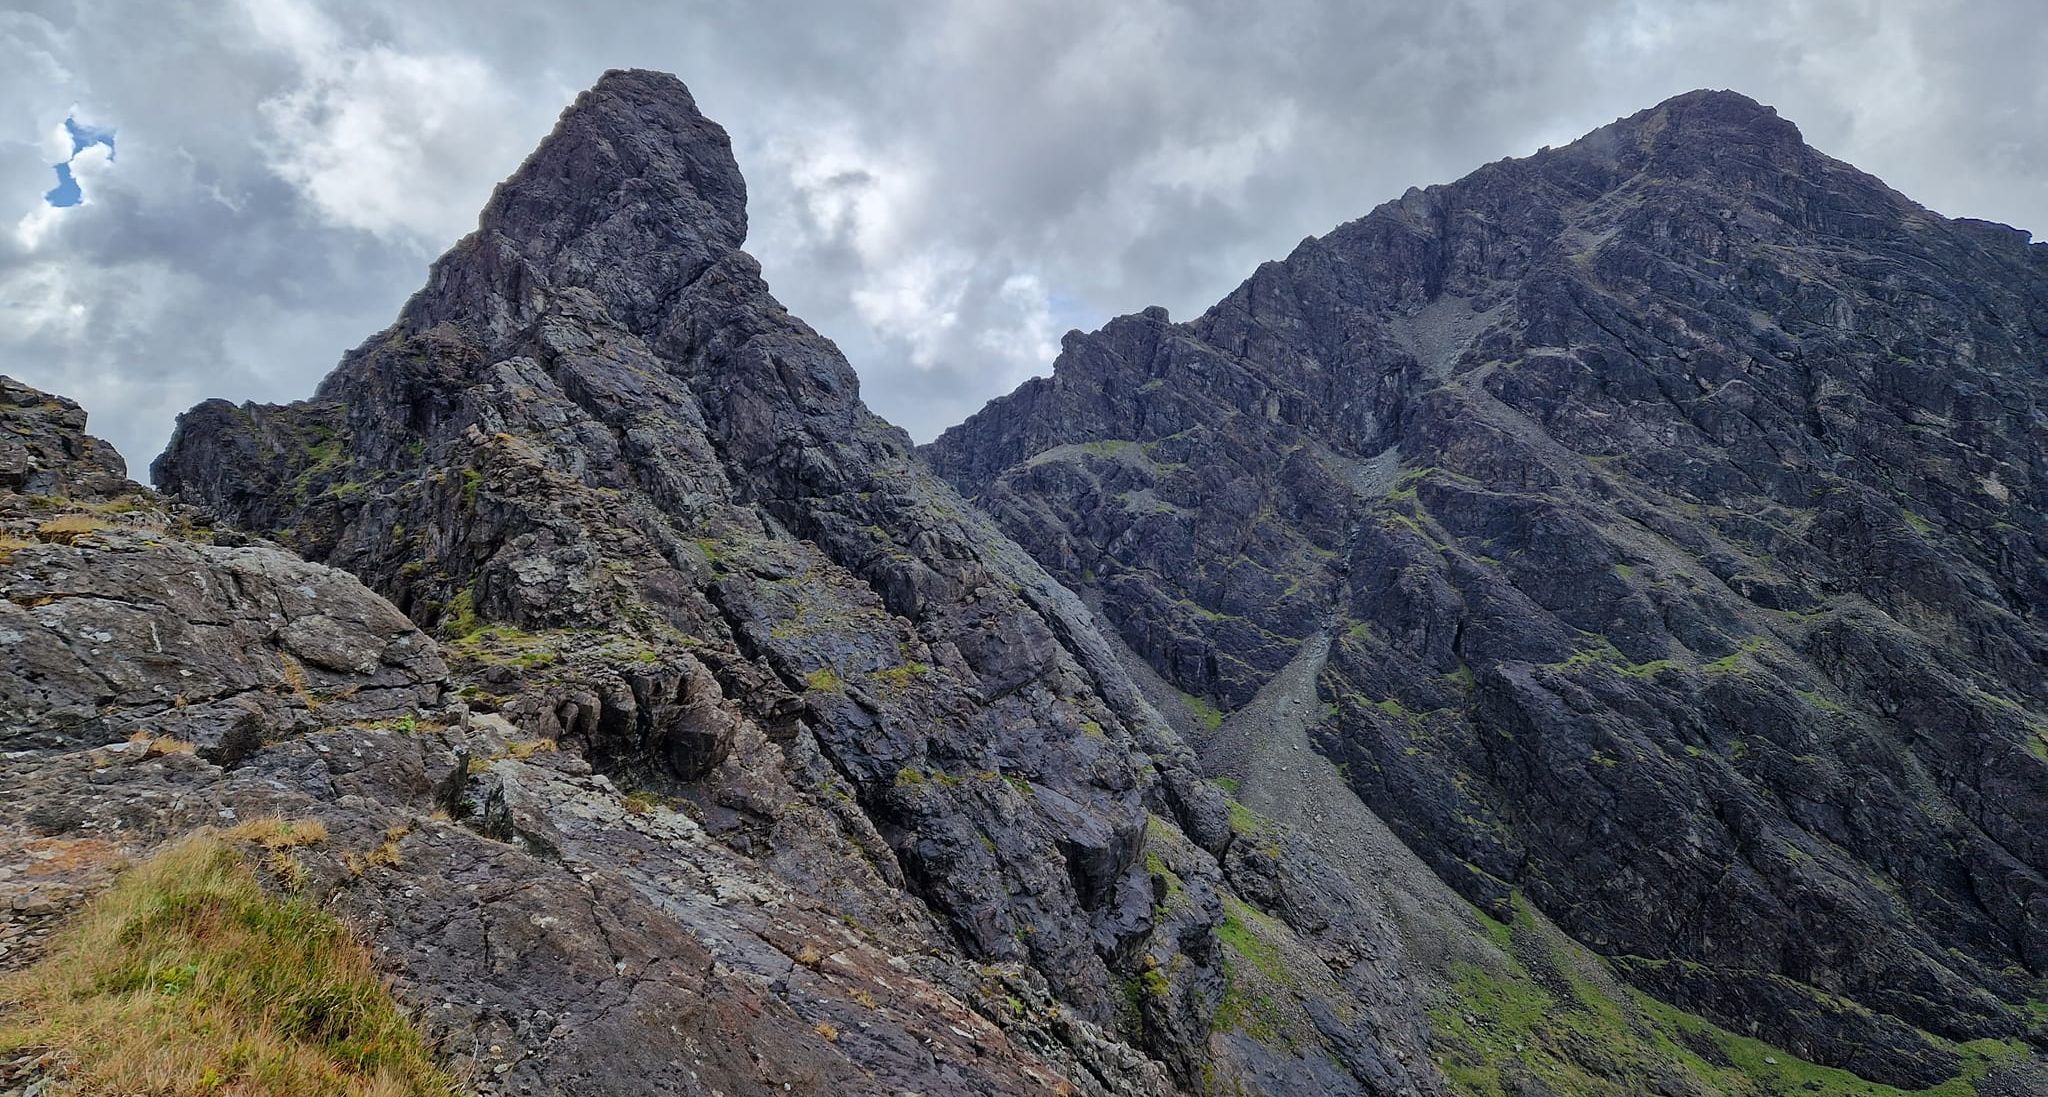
[0,830,454,1097]
[1432,895,2035,1097]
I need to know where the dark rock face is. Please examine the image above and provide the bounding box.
[151,71,1441,1095]
[928,90,2048,1086]
[3,374,1182,1095]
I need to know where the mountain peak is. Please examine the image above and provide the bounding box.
[397,69,749,337]
[926,78,2048,1091]
[1644,87,1799,140]
[492,67,748,250]
[1565,87,1806,168]
[153,64,1464,1097]
[1647,87,1783,122]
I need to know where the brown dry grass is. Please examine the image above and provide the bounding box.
[276,652,320,709]
[126,728,199,759]
[33,513,115,545]
[225,817,331,890]
[224,817,330,850]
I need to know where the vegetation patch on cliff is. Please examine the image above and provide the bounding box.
[1431,894,2034,1097]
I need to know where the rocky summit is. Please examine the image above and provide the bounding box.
[929,89,2048,1090]
[3,70,2042,1097]
[141,69,1437,1097]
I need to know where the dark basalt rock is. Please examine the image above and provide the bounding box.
[2,394,1183,1095]
[927,89,2048,1087]
[152,70,1442,1095]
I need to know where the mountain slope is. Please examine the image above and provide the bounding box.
[152,71,1445,1096]
[927,89,2048,1088]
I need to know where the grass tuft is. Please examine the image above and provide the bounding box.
[34,513,116,544]
[0,831,454,1096]
[804,667,845,693]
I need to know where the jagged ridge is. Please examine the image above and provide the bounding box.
[151,70,1444,1096]
[926,89,2048,1088]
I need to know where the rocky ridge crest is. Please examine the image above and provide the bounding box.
[148,70,1442,1095]
[927,89,2048,1089]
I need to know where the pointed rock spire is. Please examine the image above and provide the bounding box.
[402,69,749,337]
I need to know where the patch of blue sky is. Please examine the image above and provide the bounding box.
[65,117,116,158]
[45,161,82,207]
[44,116,115,208]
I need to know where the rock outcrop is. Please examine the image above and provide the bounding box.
[927,90,2048,1087]
[0,384,447,764]
[149,71,1442,1095]
[4,376,1174,1095]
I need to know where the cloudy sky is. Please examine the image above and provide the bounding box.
[4,0,2044,468]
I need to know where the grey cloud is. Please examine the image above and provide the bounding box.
[2,0,2042,466]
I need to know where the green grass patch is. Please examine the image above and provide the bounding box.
[871,662,931,689]
[1209,898,1307,1051]
[1555,639,1625,671]
[287,426,347,502]
[1374,696,1419,722]
[1618,658,1683,681]
[1180,690,1226,732]
[1429,893,2033,1097]
[0,832,454,1097]
[1223,796,1267,838]
[1796,689,1849,715]
[438,588,481,639]
[1217,898,1287,982]
[804,667,845,693]
[1703,636,1769,675]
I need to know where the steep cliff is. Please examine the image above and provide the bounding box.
[150,71,1444,1095]
[927,90,2048,1089]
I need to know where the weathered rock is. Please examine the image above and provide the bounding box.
[2,374,1187,1095]
[928,89,2048,1087]
[0,377,128,501]
[1,381,451,762]
[152,70,1444,1095]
